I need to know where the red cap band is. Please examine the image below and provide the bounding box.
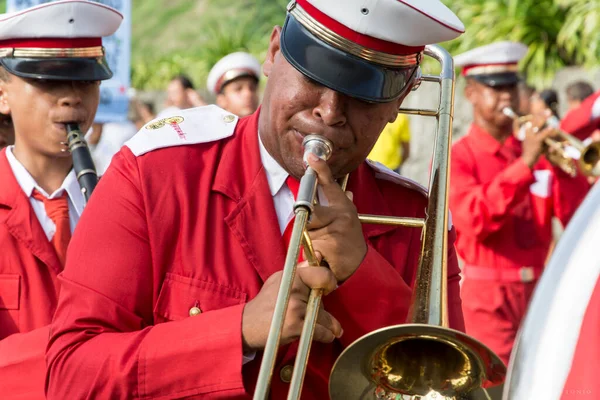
[0,37,101,49]
[296,0,424,55]
[461,62,518,76]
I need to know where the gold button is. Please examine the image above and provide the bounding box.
[223,114,235,123]
[279,364,294,383]
[189,306,202,317]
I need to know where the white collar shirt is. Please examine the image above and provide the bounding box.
[258,134,295,234]
[6,146,85,240]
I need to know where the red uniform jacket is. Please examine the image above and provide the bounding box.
[0,149,62,399]
[450,124,589,270]
[46,107,464,399]
[560,91,600,140]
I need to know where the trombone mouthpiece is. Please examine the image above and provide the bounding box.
[302,135,333,166]
[502,107,517,119]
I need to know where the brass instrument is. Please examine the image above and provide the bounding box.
[254,45,505,400]
[502,107,600,177]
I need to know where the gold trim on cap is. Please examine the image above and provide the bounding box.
[289,3,421,68]
[465,64,520,76]
[0,46,105,58]
[217,68,258,91]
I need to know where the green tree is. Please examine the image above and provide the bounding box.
[556,0,600,67]
[131,0,288,90]
[441,0,573,87]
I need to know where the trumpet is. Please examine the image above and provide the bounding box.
[253,45,505,400]
[502,107,600,177]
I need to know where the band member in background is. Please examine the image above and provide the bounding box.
[560,87,600,141]
[565,80,595,112]
[46,1,469,398]
[206,51,261,117]
[157,74,207,118]
[530,89,560,120]
[450,41,590,374]
[0,1,122,399]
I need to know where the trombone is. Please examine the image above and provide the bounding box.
[502,107,600,177]
[254,45,506,400]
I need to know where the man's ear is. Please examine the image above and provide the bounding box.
[464,79,477,104]
[0,81,11,116]
[263,26,282,78]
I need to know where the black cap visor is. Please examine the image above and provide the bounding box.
[280,14,418,103]
[470,72,519,88]
[0,56,113,81]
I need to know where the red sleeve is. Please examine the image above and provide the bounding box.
[551,165,590,227]
[560,92,600,140]
[450,149,536,241]
[323,224,464,347]
[0,327,48,399]
[45,150,247,399]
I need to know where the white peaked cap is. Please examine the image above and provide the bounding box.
[0,0,123,81]
[303,0,465,49]
[280,0,464,102]
[206,52,262,95]
[454,41,528,73]
[453,41,528,86]
[0,0,122,41]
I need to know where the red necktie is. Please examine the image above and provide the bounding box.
[282,176,300,247]
[31,189,71,266]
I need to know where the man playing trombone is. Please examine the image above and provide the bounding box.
[46,1,467,398]
[450,42,590,370]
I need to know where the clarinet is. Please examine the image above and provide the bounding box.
[65,123,98,203]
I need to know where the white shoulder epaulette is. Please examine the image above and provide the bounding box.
[366,159,428,197]
[125,105,239,156]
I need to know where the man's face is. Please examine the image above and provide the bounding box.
[167,80,187,109]
[466,79,519,129]
[0,75,100,157]
[217,76,259,117]
[259,27,408,180]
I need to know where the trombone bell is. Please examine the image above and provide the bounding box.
[330,324,505,399]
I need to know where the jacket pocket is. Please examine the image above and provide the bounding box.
[153,273,247,323]
[0,274,20,310]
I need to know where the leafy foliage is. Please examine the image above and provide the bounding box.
[556,0,600,67]
[441,0,572,87]
[131,0,288,90]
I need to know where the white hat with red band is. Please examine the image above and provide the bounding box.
[454,41,528,87]
[280,0,464,102]
[0,0,123,81]
[206,52,261,95]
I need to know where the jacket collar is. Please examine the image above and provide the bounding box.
[5,146,84,216]
[213,108,397,248]
[0,148,62,273]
